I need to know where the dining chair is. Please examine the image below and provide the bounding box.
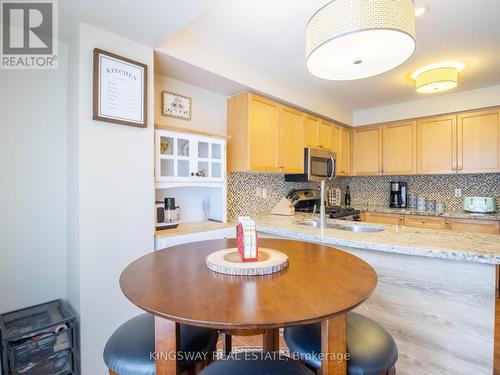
[284,312,398,375]
[103,313,218,375]
[198,351,315,374]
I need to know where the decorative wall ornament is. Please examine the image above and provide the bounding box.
[93,48,147,128]
[162,91,192,120]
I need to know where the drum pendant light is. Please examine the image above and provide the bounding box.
[306,0,416,80]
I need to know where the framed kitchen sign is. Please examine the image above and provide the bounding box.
[162,91,192,120]
[93,48,148,128]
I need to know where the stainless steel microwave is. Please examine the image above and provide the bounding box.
[284,148,336,182]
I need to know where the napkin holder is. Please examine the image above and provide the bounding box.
[236,223,259,262]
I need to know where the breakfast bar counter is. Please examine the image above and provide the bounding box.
[254,213,500,264]
[255,214,499,375]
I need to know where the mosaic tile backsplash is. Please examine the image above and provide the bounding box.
[227,172,500,219]
[341,174,500,212]
[227,172,341,219]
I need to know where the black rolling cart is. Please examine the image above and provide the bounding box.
[0,299,77,375]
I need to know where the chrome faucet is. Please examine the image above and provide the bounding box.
[320,180,326,230]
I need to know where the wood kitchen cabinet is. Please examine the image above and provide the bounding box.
[330,123,342,156]
[383,121,417,175]
[338,127,351,176]
[362,211,499,234]
[279,106,304,173]
[227,92,303,173]
[304,115,320,148]
[363,212,403,225]
[445,218,500,234]
[248,95,280,172]
[352,126,383,175]
[404,215,446,229]
[318,120,332,150]
[417,115,457,174]
[457,109,500,173]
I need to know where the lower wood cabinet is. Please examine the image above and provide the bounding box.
[404,215,446,229]
[445,218,500,234]
[362,212,403,225]
[362,211,499,234]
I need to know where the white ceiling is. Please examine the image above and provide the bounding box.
[155,53,247,95]
[182,0,500,111]
[59,0,216,46]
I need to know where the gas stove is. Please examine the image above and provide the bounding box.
[288,188,361,221]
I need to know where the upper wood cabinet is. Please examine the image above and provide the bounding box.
[318,120,332,150]
[279,106,304,173]
[457,109,500,173]
[417,115,457,175]
[330,124,342,156]
[352,126,383,175]
[338,127,351,176]
[248,95,280,172]
[304,115,320,148]
[227,92,304,173]
[382,121,417,175]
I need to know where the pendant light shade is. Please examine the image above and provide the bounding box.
[306,0,416,80]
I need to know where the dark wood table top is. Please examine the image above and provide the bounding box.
[120,239,377,330]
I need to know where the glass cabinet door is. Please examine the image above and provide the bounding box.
[156,131,225,182]
[192,138,225,181]
[157,131,193,181]
[210,143,223,179]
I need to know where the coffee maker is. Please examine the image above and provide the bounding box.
[390,182,407,208]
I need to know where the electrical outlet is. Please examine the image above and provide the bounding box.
[262,188,268,199]
[454,188,462,198]
[255,187,261,197]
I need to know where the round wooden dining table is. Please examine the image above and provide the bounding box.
[120,238,377,375]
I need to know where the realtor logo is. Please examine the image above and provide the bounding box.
[1,0,58,69]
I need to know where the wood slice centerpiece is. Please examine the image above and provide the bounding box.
[206,248,289,276]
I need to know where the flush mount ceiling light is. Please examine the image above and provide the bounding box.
[411,61,465,94]
[306,0,416,81]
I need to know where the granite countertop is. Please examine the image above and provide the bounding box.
[357,206,500,221]
[255,214,500,265]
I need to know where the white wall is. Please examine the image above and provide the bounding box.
[0,43,68,314]
[66,23,155,375]
[353,84,500,126]
[155,74,227,134]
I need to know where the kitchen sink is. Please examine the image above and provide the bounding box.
[296,220,384,233]
[334,224,384,233]
[296,219,322,228]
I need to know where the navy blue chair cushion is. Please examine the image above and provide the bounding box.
[103,314,218,375]
[284,312,398,375]
[199,352,315,375]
